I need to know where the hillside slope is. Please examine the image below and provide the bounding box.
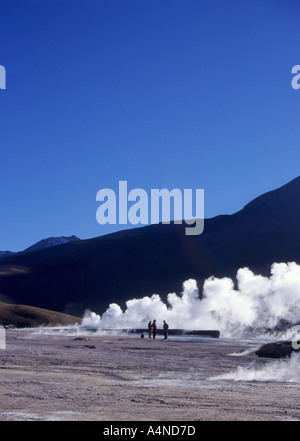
[0,302,81,328]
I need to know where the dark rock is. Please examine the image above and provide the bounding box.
[255,341,299,358]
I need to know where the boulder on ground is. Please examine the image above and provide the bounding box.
[255,341,299,358]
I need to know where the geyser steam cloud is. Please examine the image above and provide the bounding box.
[82,262,300,337]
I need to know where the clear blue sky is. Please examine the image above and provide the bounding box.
[0,0,299,252]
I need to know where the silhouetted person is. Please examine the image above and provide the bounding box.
[163,320,169,340]
[148,321,152,338]
[152,320,157,339]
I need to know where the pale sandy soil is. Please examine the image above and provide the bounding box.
[0,329,299,421]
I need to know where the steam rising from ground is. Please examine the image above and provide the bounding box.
[82,262,300,338]
[211,352,300,383]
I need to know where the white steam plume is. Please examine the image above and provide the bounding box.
[210,352,300,383]
[82,262,300,337]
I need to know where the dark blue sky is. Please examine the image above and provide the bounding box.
[0,0,300,251]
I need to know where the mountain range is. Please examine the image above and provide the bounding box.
[0,235,80,258]
[1,176,300,319]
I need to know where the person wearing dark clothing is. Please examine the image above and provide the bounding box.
[148,321,153,338]
[152,320,157,339]
[163,320,169,340]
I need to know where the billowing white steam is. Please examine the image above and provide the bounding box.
[82,262,300,337]
[211,352,300,383]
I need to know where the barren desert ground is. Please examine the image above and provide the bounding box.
[0,329,299,421]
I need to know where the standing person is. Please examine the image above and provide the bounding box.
[148,321,153,339]
[152,320,157,339]
[163,320,169,340]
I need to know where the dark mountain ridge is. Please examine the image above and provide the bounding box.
[0,235,80,258]
[1,177,300,317]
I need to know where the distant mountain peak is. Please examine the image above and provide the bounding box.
[0,250,15,259]
[21,235,81,255]
[0,235,81,259]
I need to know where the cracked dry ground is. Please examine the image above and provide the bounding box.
[0,329,299,421]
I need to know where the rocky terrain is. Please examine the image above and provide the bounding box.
[0,329,299,421]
